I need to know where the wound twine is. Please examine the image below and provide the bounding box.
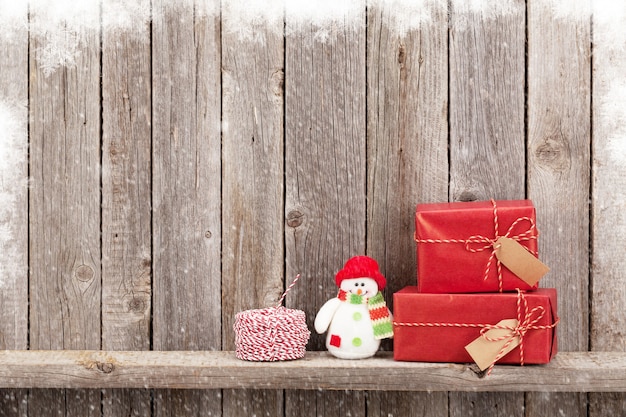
[234,274,311,361]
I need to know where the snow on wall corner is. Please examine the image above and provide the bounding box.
[0,99,28,288]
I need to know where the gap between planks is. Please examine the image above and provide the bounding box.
[0,350,622,392]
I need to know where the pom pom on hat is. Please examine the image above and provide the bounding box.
[335,256,386,290]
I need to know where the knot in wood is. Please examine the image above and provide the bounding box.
[457,191,478,202]
[97,361,115,374]
[398,44,406,65]
[109,142,119,157]
[75,265,95,282]
[128,297,146,314]
[204,230,212,239]
[534,136,570,172]
[271,69,284,98]
[286,210,304,228]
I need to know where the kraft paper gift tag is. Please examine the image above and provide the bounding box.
[465,318,520,371]
[494,237,550,287]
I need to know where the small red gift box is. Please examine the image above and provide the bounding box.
[415,199,543,293]
[393,287,558,371]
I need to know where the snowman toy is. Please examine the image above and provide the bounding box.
[314,256,393,359]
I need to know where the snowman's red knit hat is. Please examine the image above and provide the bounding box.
[335,256,386,290]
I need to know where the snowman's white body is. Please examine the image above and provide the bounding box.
[314,277,383,359]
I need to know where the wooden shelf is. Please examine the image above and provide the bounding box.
[0,350,623,392]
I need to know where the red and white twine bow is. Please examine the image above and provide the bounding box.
[394,290,559,375]
[415,199,538,292]
[476,289,558,375]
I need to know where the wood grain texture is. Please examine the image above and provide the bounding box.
[101,0,152,415]
[284,3,367,416]
[0,351,621,391]
[526,392,588,417]
[590,0,626,359]
[221,5,285,416]
[366,392,447,417]
[366,2,448,416]
[29,13,102,355]
[448,0,526,416]
[452,392,524,416]
[0,7,28,417]
[590,393,626,417]
[526,1,591,415]
[286,390,366,417]
[151,0,222,415]
[28,11,102,417]
[527,0,590,352]
[590,1,626,415]
[449,0,526,203]
[102,0,152,356]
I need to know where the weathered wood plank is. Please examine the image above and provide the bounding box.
[0,5,29,416]
[29,8,102,417]
[526,392,588,417]
[151,0,222,415]
[102,0,152,358]
[448,0,526,416]
[366,2,449,416]
[101,0,152,416]
[453,392,524,415]
[590,1,626,415]
[284,3,367,416]
[286,391,366,417]
[527,0,591,353]
[221,3,285,416]
[449,0,526,203]
[29,2,102,353]
[526,0,591,415]
[0,351,621,392]
[366,391,444,417]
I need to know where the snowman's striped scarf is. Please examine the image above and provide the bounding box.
[337,290,394,340]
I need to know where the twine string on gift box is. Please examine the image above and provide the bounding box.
[233,274,311,361]
[393,290,560,375]
[414,199,539,292]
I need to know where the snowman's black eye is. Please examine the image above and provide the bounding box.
[354,283,359,287]
[361,283,365,286]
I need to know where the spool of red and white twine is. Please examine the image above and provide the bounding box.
[233,274,311,361]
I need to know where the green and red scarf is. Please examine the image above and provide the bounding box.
[337,290,394,339]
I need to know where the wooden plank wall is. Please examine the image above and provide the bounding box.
[0,0,624,416]
[527,0,590,415]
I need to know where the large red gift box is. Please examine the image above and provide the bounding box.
[393,287,558,368]
[415,199,540,293]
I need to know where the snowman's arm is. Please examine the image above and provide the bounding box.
[314,298,342,334]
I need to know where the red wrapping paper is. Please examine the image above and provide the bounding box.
[393,287,558,365]
[415,199,540,293]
